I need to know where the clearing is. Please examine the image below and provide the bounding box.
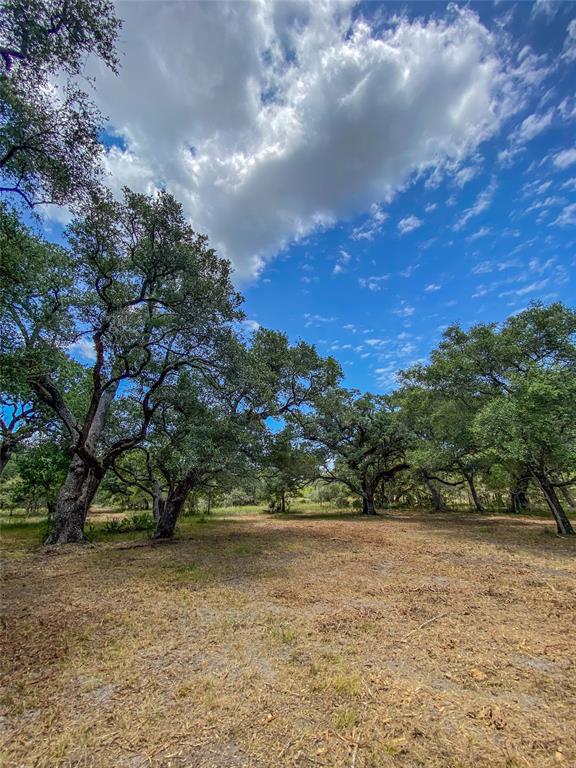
[1,509,575,768]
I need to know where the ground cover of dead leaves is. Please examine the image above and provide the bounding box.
[1,510,575,768]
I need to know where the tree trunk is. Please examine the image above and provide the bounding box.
[45,456,101,544]
[530,468,575,536]
[0,439,13,477]
[280,490,286,513]
[509,475,530,513]
[361,483,377,515]
[424,476,446,512]
[464,472,484,512]
[152,482,164,522]
[154,484,190,539]
[559,485,576,510]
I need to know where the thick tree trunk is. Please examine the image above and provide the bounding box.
[559,485,576,510]
[154,484,190,539]
[45,456,101,544]
[0,440,13,477]
[464,472,484,513]
[530,468,575,536]
[361,483,377,515]
[280,491,286,513]
[424,476,446,512]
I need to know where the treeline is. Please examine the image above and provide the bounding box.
[1,1,575,541]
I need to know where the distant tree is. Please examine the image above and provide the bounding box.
[295,388,410,515]
[403,303,576,534]
[398,386,487,512]
[259,427,321,513]
[473,366,575,535]
[0,0,121,207]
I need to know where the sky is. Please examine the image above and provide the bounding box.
[45,0,576,392]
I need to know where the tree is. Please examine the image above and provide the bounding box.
[0,0,121,207]
[398,386,487,512]
[112,374,255,539]
[259,427,321,513]
[9,438,69,516]
[295,388,410,515]
[473,366,575,535]
[403,303,576,534]
[2,188,243,543]
[111,330,339,539]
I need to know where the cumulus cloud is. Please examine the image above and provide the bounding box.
[83,2,544,281]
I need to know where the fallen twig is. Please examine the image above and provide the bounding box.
[400,612,449,642]
[351,741,358,768]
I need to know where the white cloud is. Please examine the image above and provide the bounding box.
[351,203,388,241]
[531,0,561,20]
[397,215,423,235]
[81,2,540,282]
[454,166,480,187]
[562,19,576,62]
[453,179,497,230]
[499,279,549,297]
[511,109,555,144]
[242,319,261,332]
[333,248,352,275]
[424,283,441,292]
[551,203,576,227]
[467,226,491,241]
[303,313,336,327]
[358,275,389,291]
[393,301,415,317]
[553,148,576,169]
[69,338,96,362]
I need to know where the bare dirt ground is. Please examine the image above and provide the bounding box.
[1,510,575,768]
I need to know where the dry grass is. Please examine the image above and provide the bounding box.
[1,509,575,767]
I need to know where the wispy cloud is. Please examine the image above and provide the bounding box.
[358,275,389,291]
[453,179,497,231]
[553,147,576,169]
[397,215,423,235]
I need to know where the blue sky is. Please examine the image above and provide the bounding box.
[44,1,576,392]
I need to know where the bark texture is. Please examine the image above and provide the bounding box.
[530,468,575,536]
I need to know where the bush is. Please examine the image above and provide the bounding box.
[102,513,155,534]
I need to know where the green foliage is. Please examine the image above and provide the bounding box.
[102,513,155,534]
[0,0,121,207]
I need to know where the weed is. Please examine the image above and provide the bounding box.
[332,706,359,730]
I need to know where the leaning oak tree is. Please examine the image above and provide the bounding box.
[1,188,243,543]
